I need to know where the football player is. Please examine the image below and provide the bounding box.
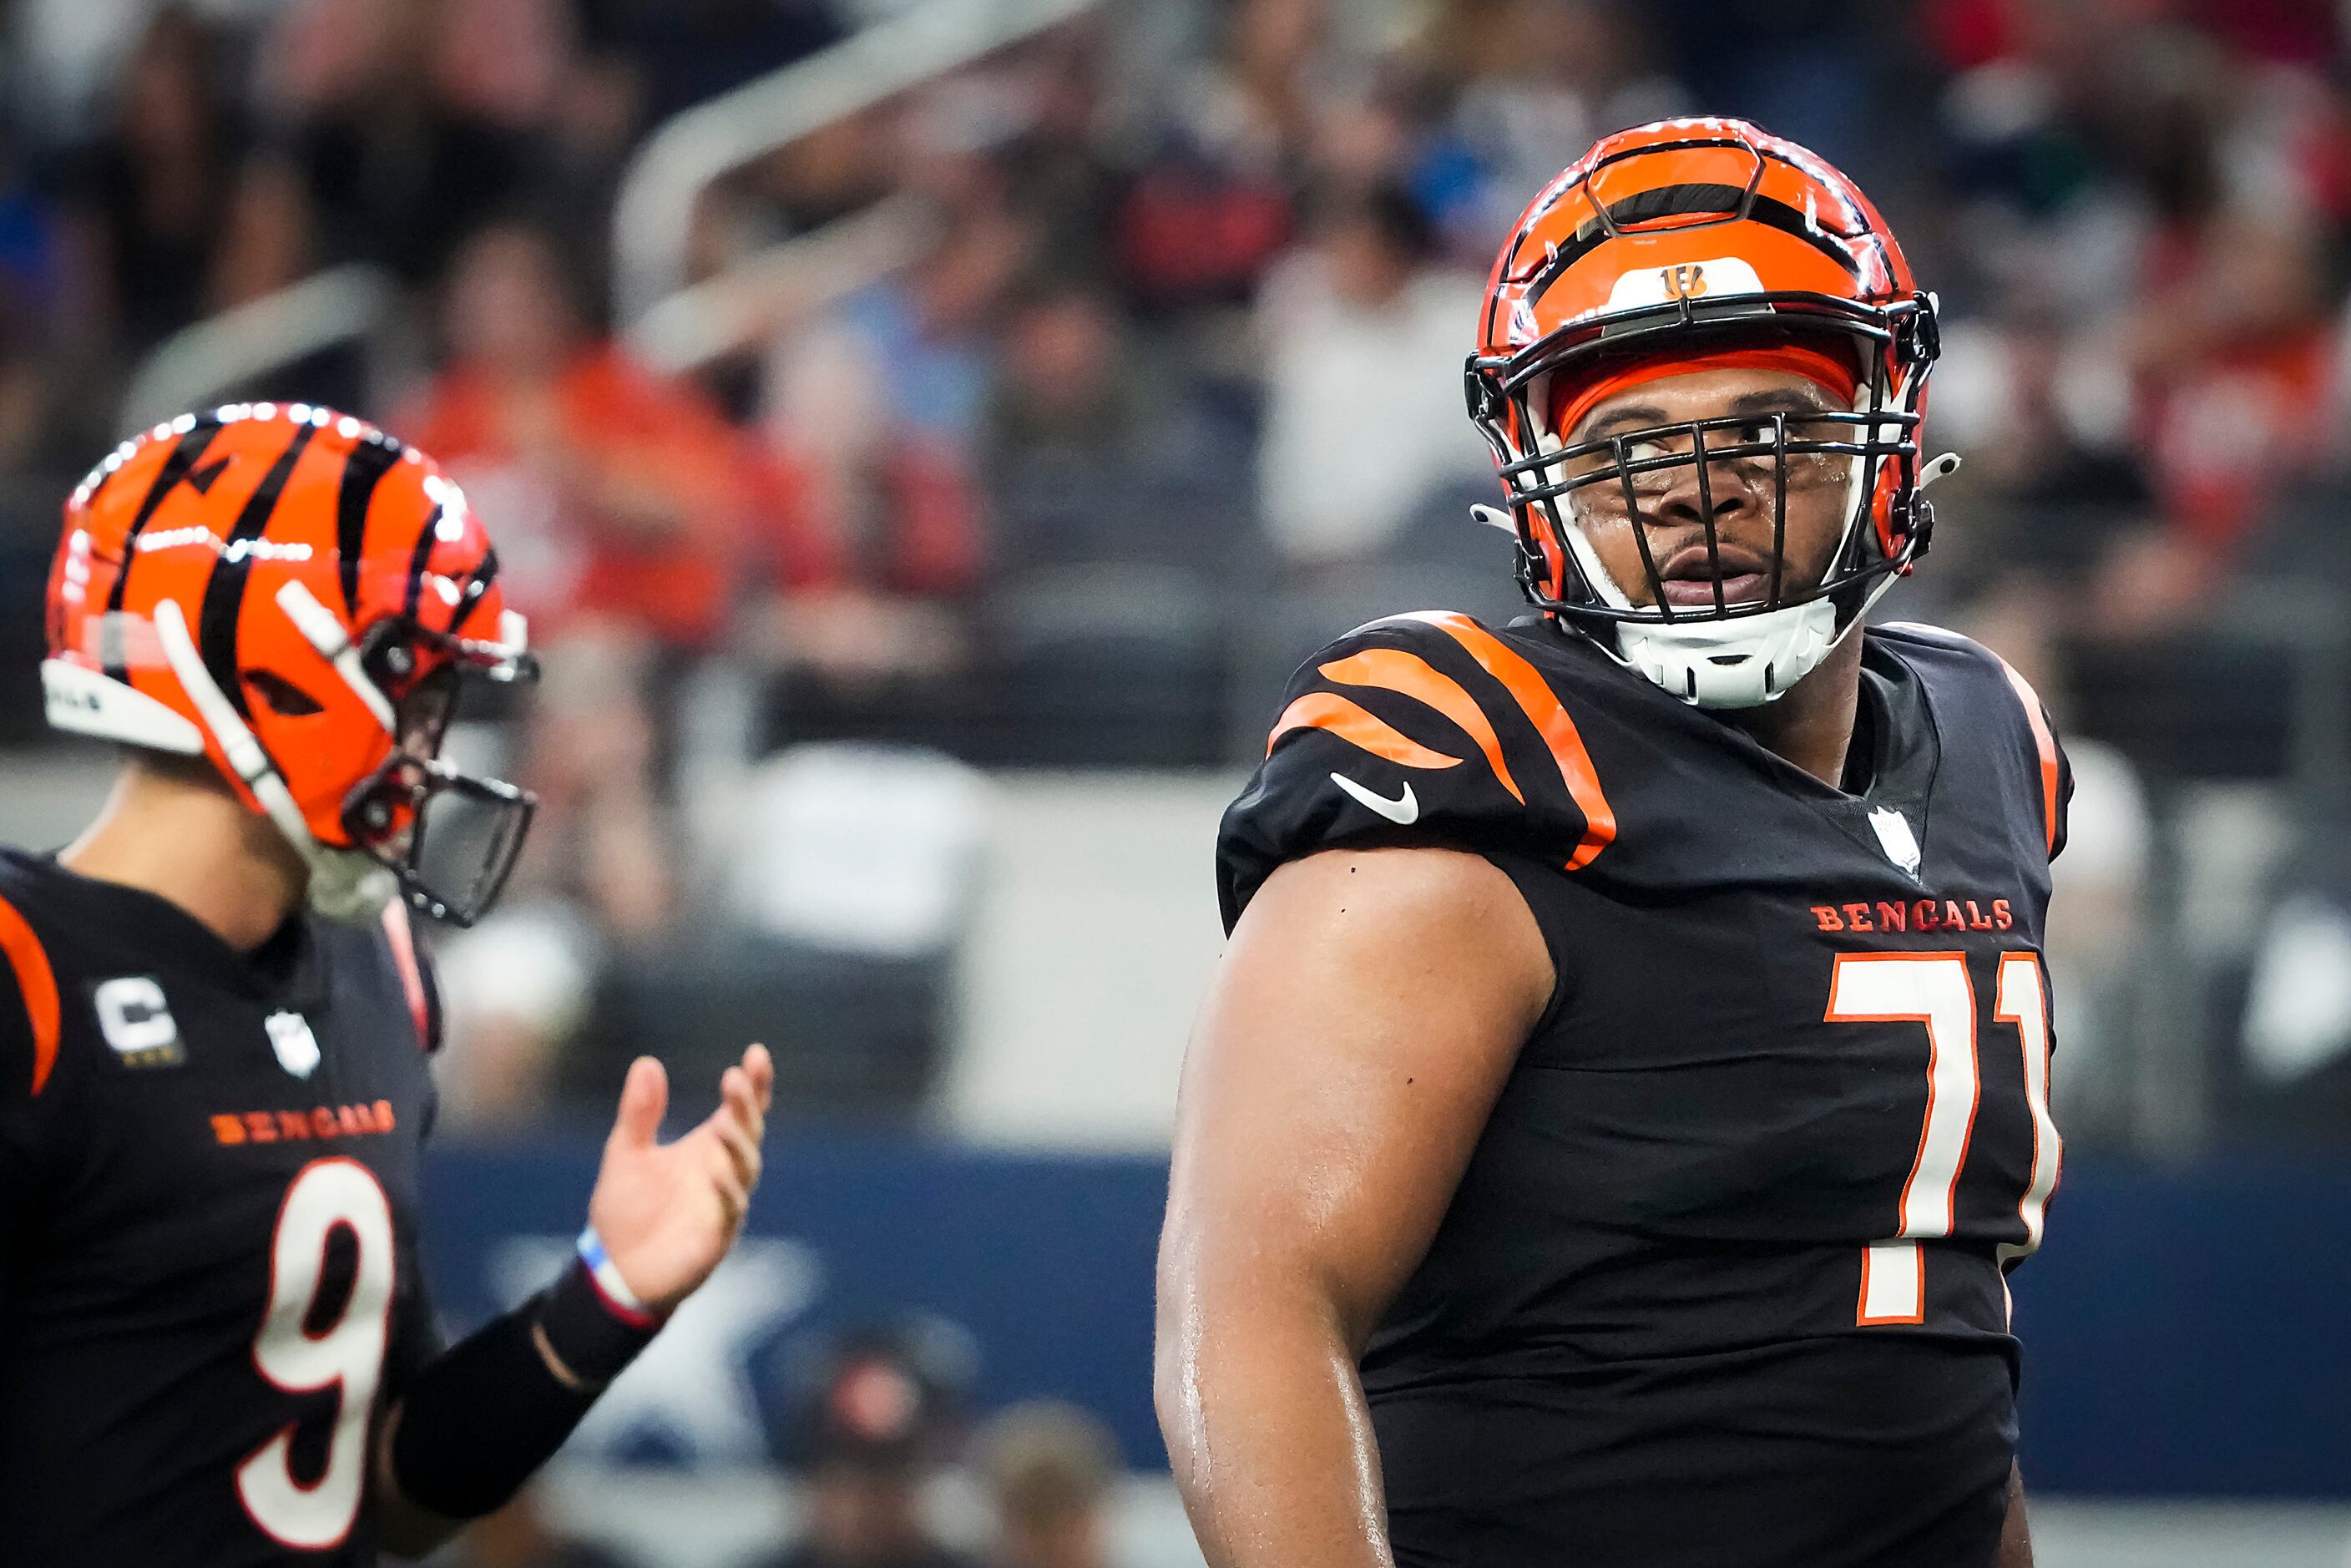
[1158,120,2067,1566]
[0,402,774,1564]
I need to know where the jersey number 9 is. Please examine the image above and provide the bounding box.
[236,1157,396,1549]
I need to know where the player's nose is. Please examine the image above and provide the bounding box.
[1644,444,1766,536]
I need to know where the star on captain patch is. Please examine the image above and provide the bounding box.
[1868,808,1922,878]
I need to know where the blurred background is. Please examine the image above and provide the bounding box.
[2,0,2350,1562]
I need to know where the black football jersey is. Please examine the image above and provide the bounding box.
[0,850,442,1565]
[1218,613,2071,1568]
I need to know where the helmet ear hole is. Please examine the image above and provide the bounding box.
[248,669,326,716]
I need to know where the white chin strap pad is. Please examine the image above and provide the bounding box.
[1617,598,1838,709]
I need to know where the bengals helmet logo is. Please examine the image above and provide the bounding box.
[1661,264,1708,300]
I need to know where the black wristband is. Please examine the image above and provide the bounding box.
[535,1254,662,1388]
[387,1259,664,1520]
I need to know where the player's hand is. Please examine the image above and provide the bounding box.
[587,1044,774,1314]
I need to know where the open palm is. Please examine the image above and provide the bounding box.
[587,1044,774,1314]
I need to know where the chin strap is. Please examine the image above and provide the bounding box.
[150,597,397,923]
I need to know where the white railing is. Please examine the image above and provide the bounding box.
[114,0,1091,427]
[118,265,394,432]
[609,0,1094,327]
[624,195,938,375]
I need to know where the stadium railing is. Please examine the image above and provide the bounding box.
[609,0,1098,330]
[117,264,395,434]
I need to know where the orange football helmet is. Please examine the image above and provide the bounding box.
[43,403,537,924]
[1466,118,1950,706]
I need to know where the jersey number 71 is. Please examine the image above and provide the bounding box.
[1827,951,2062,1326]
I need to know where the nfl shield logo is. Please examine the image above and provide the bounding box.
[265,1012,321,1080]
[1868,808,1923,878]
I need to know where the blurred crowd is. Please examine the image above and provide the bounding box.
[4,0,2351,1136]
[437,1323,1133,1568]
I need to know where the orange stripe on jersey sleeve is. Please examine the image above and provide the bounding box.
[1403,612,1616,869]
[1995,658,2060,855]
[1267,691,1464,770]
[0,893,61,1095]
[1317,648,1525,803]
[380,900,431,1049]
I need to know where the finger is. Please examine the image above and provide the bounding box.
[719,1066,766,1146]
[705,1143,751,1228]
[710,1113,762,1193]
[609,1057,668,1152]
[702,1065,764,1152]
[742,1044,776,1114]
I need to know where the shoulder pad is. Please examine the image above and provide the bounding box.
[1878,621,2070,859]
[1217,611,1616,928]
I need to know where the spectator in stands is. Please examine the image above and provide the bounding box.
[761,1334,979,1568]
[975,1402,1123,1568]
[405,215,754,657]
[747,317,983,745]
[993,24,1125,288]
[232,0,574,292]
[828,198,1031,453]
[2110,177,2335,635]
[982,275,1248,577]
[0,124,64,476]
[1413,0,1686,253]
[1253,180,1489,569]
[63,6,245,354]
[1112,0,1318,322]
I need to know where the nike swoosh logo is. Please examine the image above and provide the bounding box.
[1332,772,1418,824]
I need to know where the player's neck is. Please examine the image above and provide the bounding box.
[1717,631,1865,790]
[58,761,309,953]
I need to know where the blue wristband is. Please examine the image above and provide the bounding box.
[575,1226,657,1327]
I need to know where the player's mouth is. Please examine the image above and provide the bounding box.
[1656,541,1777,609]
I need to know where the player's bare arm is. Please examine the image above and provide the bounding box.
[374,1044,775,1556]
[2000,1464,2035,1567]
[1157,847,1551,1568]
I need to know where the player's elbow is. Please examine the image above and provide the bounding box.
[1151,1330,1196,1482]
[1154,1205,1348,1461]
[1153,1210,1206,1469]
[1154,1202,1266,1484]
[371,1414,463,1560]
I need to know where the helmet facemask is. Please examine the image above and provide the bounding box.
[1468,296,1945,707]
[339,615,538,927]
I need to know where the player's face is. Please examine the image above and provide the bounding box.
[1553,367,1855,611]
